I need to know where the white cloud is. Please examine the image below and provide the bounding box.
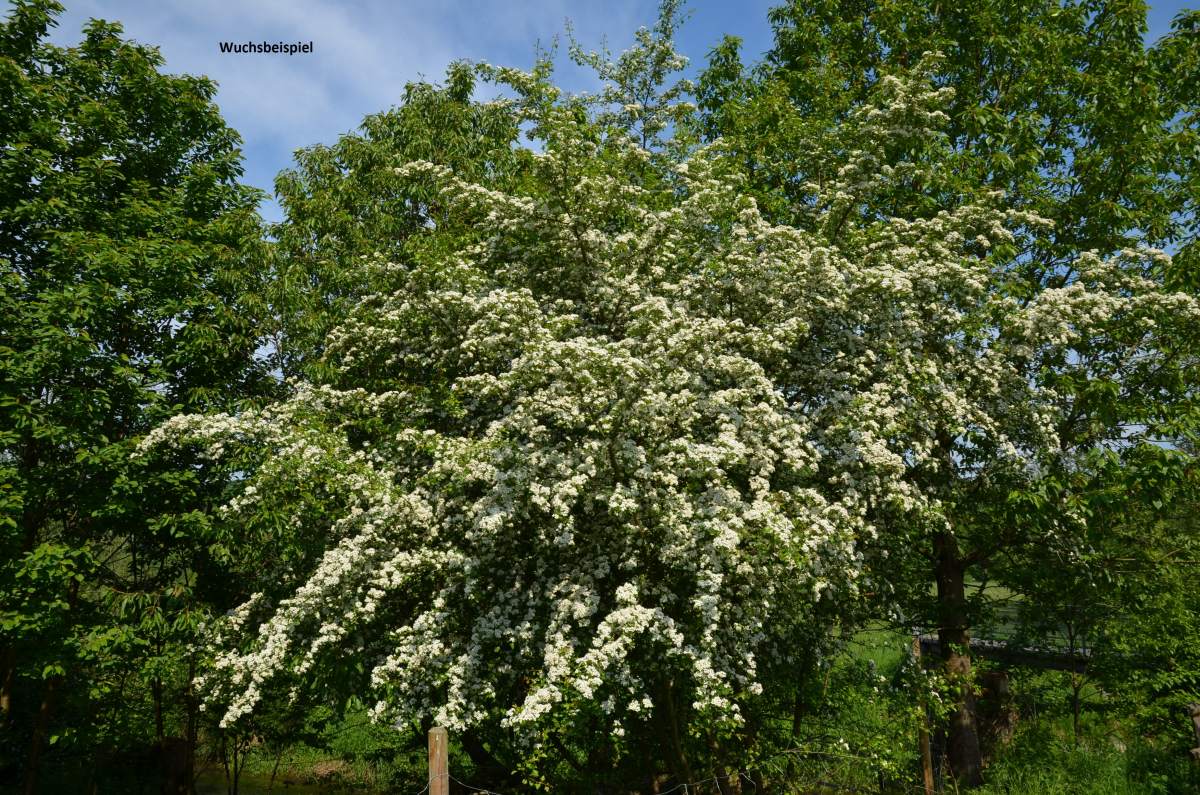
[44,0,660,216]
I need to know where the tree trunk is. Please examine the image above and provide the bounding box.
[1071,675,1082,747]
[912,637,936,795]
[153,677,165,744]
[461,729,511,786]
[267,745,284,793]
[22,675,60,795]
[785,652,814,781]
[7,442,43,729]
[0,646,14,724]
[160,738,193,795]
[1067,624,1083,747]
[186,655,199,793]
[934,531,983,788]
[221,732,230,795]
[660,680,694,787]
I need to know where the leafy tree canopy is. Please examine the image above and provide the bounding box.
[0,0,272,785]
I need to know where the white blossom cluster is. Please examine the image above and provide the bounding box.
[141,52,1200,745]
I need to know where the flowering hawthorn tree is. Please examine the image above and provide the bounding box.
[143,59,870,788]
[141,38,1200,790]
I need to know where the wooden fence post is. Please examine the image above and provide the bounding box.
[429,726,449,795]
[914,636,936,795]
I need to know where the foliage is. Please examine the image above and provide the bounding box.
[2,0,1198,791]
[0,0,272,786]
[976,718,1200,795]
[699,1,1199,260]
[267,62,520,380]
[139,9,1200,789]
[144,55,868,789]
[1092,466,1200,741]
[697,1,1200,783]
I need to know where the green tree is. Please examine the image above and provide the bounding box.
[697,2,1200,784]
[0,1,272,789]
[1003,445,1200,750]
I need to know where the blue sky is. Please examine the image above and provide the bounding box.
[40,1,1194,222]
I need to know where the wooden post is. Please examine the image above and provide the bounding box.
[914,636,936,795]
[429,726,449,795]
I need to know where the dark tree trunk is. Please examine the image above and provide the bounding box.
[1071,676,1083,747]
[659,680,694,788]
[934,531,983,788]
[785,649,816,781]
[159,738,193,795]
[7,442,44,728]
[0,646,14,724]
[153,677,165,743]
[22,675,60,795]
[461,730,512,787]
[1066,624,1084,747]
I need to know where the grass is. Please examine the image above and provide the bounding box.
[977,717,1200,795]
